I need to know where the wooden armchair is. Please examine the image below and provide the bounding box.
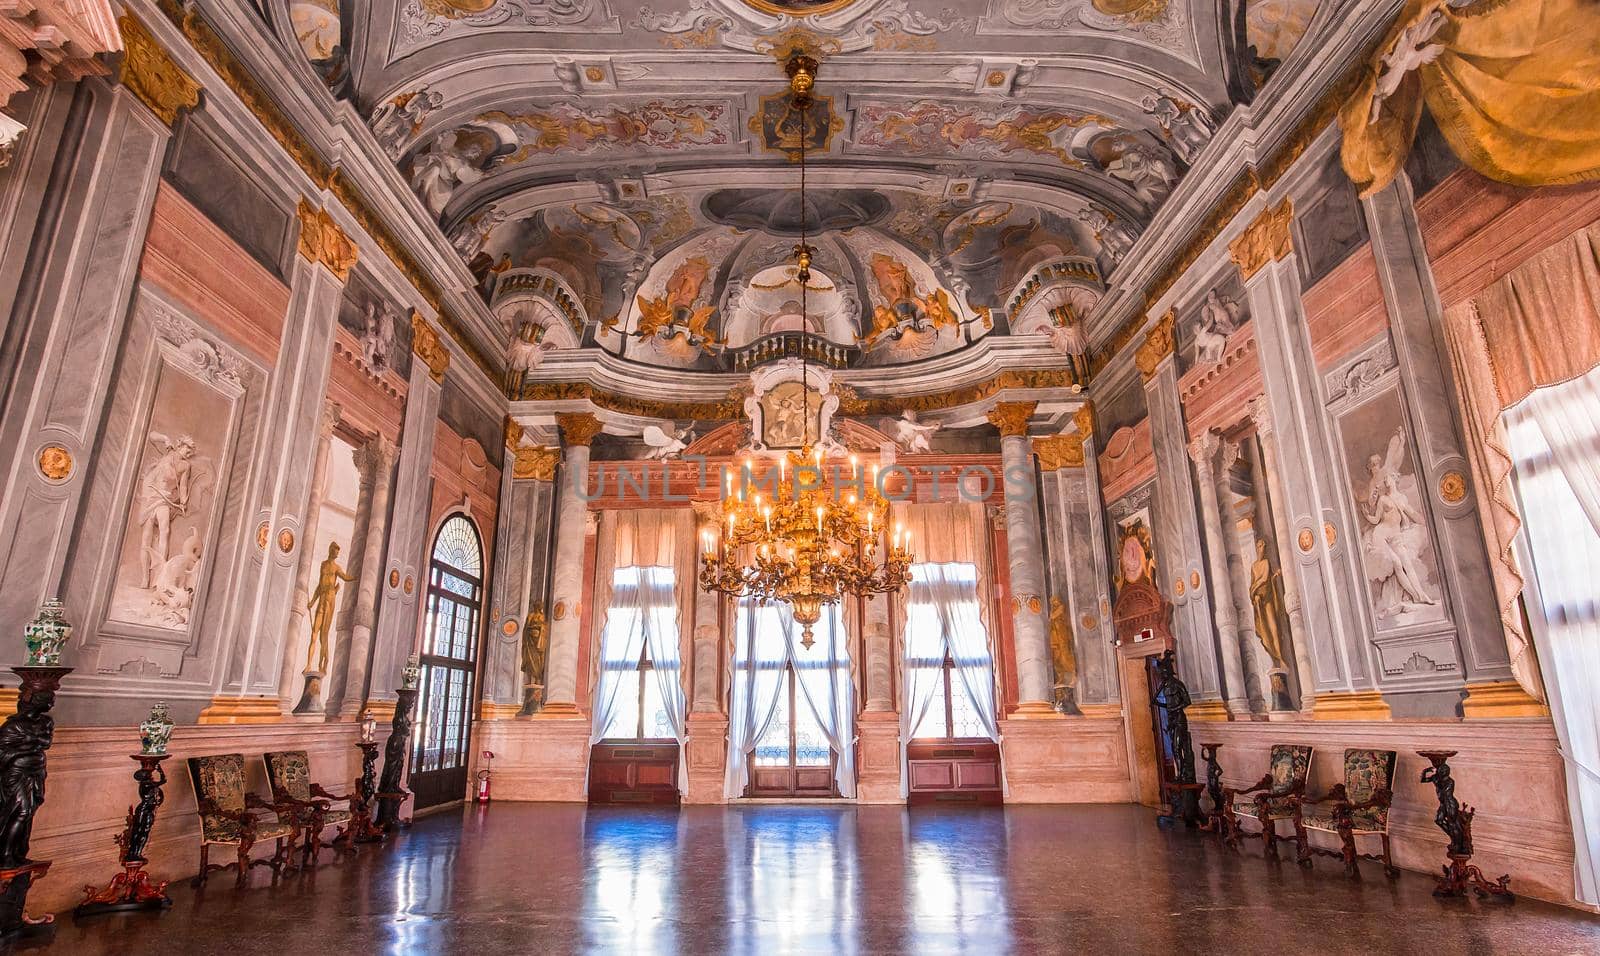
[1295,748,1399,878]
[187,754,298,887]
[264,750,355,867]
[1222,744,1313,861]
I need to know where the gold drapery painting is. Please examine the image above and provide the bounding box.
[1340,0,1600,197]
[1441,218,1600,701]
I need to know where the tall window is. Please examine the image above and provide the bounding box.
[411,515,483,809]
[593,566,682,742]
[905,562,998,741]
[1505,368,1600,904]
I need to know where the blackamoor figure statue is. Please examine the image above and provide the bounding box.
[0,685,55,869]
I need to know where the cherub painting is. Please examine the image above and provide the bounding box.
[859,253,962,349]
[634,256,722,350]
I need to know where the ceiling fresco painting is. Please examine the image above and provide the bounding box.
[272,0,1340,383]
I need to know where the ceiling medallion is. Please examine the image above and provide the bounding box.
[699,52,913,646]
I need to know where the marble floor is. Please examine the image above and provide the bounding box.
[17,803,1600,955]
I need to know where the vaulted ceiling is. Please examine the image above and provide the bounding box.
[278,0,1322,370]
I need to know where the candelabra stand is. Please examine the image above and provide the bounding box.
[1418,750,1513,901]
[349,741,384,844]
[374,686,419,833]
[76,754,173,915]
[0,665,72,937]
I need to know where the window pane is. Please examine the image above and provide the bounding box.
[601,672,642,740]
[753,685,791,767]
[949,668,986,738]
[640,671,674,739]
[792,684,830,767]
[910,667,948,740]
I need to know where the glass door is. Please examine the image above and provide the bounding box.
[410,515,483,811]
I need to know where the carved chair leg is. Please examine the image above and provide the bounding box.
[1337,822,1358,877]
[194,843,210,888]
[301,821,318,869]
[1381,832,1399,879]
[1221,797,1240,849]
[235,836,254,887]
[1294,814,1312,868]
[1261,813,1279,860]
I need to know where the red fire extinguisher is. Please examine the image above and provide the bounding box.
[476,750,495,804]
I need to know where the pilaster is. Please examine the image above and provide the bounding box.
[541,412,601,714]
[482,434,557,714]
[1187,431,1251,716]
[987,401,1055,714]
[1138,314,1223,701]
[0,76,170,639]
[329,435,396,719]
[366,314,447,703]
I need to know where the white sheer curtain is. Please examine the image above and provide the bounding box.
[591,510,692,792]
[1505,364,1600,907]
[724,599,856,798]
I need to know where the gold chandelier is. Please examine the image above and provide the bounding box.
[697,52,914,646]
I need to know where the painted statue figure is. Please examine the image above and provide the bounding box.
[521,605,549,696]
[0,686,56,869]
[137,434,196,587]
[306,542,354,673]
[1249,539,1289,669]
[1192,289,1242,365]
[1048,596,1079,713]
[1361,429,1438,615]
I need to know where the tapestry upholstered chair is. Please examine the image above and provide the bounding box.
[187,753,299,887]
[1295,748,1399,877]
[1222,744,1313,861]
[264,749,355,867]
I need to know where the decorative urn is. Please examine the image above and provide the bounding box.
[23,597,72,666]
[402,654,421,690]
[360,707,377,744]
[139,701,175,755]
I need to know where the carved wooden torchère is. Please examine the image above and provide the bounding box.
[349,709,384,844]
[374,656,421,833]
[1418,750,1513,900]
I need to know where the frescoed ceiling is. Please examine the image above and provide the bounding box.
[269,0,1325,376]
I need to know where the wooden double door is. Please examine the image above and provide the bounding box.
[746,661,840,798]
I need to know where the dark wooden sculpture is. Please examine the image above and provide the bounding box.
[77,754,173,915]
[1419,750,1513,900]
[350,740,384,844]
[1152,650,1202,828]
[0,666,69,936]
[375,686,419,832]
[1199,743,1225,832]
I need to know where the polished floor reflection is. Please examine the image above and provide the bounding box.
[28,803,1600,954]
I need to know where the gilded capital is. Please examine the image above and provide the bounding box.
[1072,402,1095,442]
[410,311,450,383]
[1134,311,1176,380]
[1228,198,1295,280]
[295,200,359,281]
[118,13,201,127]
[986,401,1037,438]
[556,412,604,447]
[512,445,560,481]
[1033,433,1085,471]
[503,415,525,449]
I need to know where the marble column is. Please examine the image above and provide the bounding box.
[987,401,1055,713]
[1216,440,1278,712]
[862,591,894,713]
[689,501,724,714]
[281,402,341,713]
[1231,199,1376,709]
[0,76,173,638]
[1187,430,1252,716]
[1136,317,1223,701]
[1247,396,1317,714]
[1074,408,1119,708]
[367,315,449,707]
[1362,176,1518,699]
[330,434,397,720]
[210,201,352,715]
[540,412,603,715]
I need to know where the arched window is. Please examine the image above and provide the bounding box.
[411,514,483,810]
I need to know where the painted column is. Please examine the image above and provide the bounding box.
[1362,176,1520,704]
[1075,407,1119,707]
[1137,316,1223,701]
[366,315,449,707]
[689,500,724,713]
[1186,430,1252,715]
[209,201,352,717]
[330,434,397,719]
[483,434,557,716]
[987,401,1055,712]
[280,401,341,712]
[1247,396,1316,714]
[862,591,894,713]
[0,69,182,638]
[1216,440,1277,711]
[540,412,603,714]
[1232,199,1378,714]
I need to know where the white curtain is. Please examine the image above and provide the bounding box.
[724,599,856,798]
[591,510,692,793]
[1505,364,1600,906]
